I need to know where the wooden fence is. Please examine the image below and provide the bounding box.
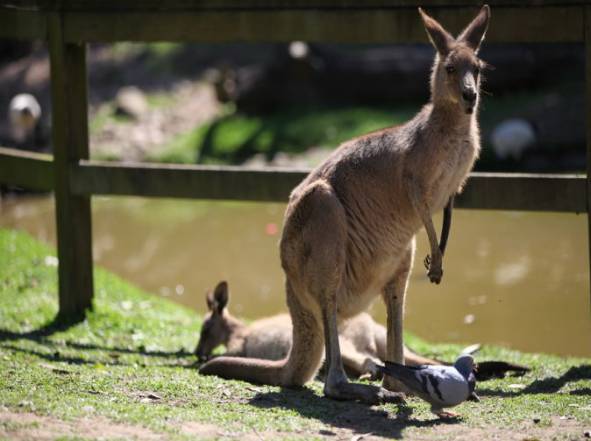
[0,0,589,319]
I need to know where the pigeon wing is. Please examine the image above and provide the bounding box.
[381,362,432,398]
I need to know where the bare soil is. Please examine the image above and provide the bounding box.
[2,409,588,441]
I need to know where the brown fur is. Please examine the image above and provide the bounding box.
[200,5,491,404]
[195,282,439,378]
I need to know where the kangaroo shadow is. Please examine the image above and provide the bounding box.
[249,387,458,439]
[477,365,591,398]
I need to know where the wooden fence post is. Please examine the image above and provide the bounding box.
[48,12,94,320]
[586,7,591,313]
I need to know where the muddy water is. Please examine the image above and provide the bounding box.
[1,195,590,357]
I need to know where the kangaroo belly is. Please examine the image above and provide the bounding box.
[337,219,416,319]
[243,315,293,360]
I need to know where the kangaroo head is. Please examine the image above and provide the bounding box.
[419,5,490,115]
[195,280,233,361]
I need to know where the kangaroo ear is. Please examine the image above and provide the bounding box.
[418,7,454,56]
[206,290,215,311]
[458,5,490,53]
[213,280,229,313]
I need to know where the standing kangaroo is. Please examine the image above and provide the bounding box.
[200,5,491,405]
[195,281,440,379]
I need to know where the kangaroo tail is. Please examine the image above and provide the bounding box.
[199,356,286,385]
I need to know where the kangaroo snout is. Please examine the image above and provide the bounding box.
[462,89,477,104]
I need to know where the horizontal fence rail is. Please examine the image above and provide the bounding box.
[69,162,590,213]
[0,2,584,43]
[0,148,585,212]
[61,7,582,43]
[0,147,54,191]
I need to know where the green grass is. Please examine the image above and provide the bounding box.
[1,228,590,440]
[148,105,417,165]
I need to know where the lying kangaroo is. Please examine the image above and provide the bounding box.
[201,5,491,404]
[195,281,440,379]
[197,281,530,382]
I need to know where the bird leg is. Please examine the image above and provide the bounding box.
[434,409,461,419]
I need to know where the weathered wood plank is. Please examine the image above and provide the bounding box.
[3,0,588,12]
[61,6,582,43]
[49,13,94,320]
[70,161,587,213]
[456,173,586,214]
[0,147,54,190]
[71,161,306,202]
[0,7,46,40]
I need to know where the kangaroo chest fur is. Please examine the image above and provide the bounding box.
[302,105,480,318]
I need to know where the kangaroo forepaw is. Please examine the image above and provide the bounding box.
[428,266,443,284]
[424,254,443,284]
[423,254,431,269]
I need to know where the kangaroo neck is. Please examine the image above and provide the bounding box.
[428,99,475,134]
[225,314,247,346]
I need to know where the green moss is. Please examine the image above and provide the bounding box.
[0,229,590,440]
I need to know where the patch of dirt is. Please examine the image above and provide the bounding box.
[0,410,164,440]
[91,80,221,162]
[405,416,590,441]
[1,408,589,440]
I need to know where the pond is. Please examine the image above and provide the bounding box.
[1,194,589,357]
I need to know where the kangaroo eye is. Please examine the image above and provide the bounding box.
[445,65,456,74]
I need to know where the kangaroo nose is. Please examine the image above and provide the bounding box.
[462,90,477,103]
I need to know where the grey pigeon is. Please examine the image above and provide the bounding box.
[379,354,476,418]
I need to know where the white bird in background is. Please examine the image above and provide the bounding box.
[379,354,477,418]
[490,118,536,161]
[9,93,41,144]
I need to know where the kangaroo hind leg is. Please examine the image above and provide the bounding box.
[281,280,325,386]
[381,238,415,392]
[286,180,403,404]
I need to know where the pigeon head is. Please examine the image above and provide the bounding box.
[454,354,475,379]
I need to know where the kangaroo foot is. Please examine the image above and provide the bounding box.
[324,380,405,405]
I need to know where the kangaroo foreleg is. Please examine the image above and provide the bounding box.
[407,178,442,284]
[424,194,454,273]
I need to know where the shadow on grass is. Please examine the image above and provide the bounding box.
[249,387,456,439]
[0,319,195,367]
[478,365,591,397]
[0,314,86,341]
[0,342,199,374]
